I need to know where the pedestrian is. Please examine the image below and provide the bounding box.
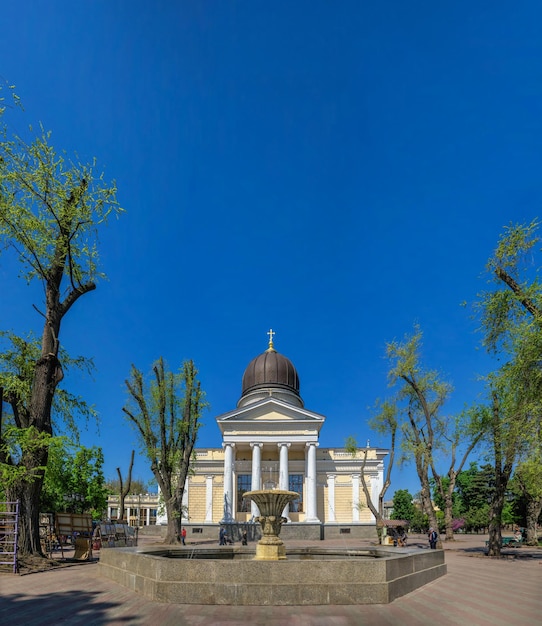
[219,527,226,545]
[428,527,438,549]
[181,527,187,546]
[241,529,247,546]
[398,528,408,547]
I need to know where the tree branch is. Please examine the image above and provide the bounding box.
[495,267,542,318]
[59,282,96,318]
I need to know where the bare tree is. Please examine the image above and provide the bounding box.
[123,358,206,544]
[346,400,397,544]
[116,450,135,521]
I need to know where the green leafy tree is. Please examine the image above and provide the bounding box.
[501,500,518,528]
[391,489,415,521]
[476,220,542,554]
[510,456,542,545]
[0,334,96,511]
[70,446,108,519]
[123,358,207,544]
[385,326,482,542]
[475,385,525,553]
[466,504,490,532]
[0,422,53,501]
[0,84,122,555]
[455,463,493,511]
[455,463,493,532]
[409,507,429,533]
[41,440,108,519]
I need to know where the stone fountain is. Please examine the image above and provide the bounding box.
[98,489,447,605]
[243,489,298,560]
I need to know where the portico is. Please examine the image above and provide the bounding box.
[217,396,324,522]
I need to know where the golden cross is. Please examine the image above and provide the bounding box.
[267,328,275,349]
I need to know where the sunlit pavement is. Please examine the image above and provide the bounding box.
[1,533,541,625]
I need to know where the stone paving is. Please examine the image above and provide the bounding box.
[1,534,541,625]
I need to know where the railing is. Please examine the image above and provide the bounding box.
[0,501,19,574]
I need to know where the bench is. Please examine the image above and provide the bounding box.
[485,537,522,548]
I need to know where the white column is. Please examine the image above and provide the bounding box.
[182,479,189,520]
[221,443,235,522]
[146,506,150,526]
[327,474,336,523]
[352,474,360,522]
[250,443,262,518]
[305,442,320,522]
[205,475,214,522]
[126,506,131,523]
[278,443,291,520]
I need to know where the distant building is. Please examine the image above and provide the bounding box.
[383,500,394,520]
[107,494,158,526]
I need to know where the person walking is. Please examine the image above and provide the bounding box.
[428,527,438,549]
[181,527,187,546]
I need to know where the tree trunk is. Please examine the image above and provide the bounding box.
[443,491,455,541]
[487,489,505,556]
[16,347,62,555]
[419,477,441,548]
[359,472,384,543]
[117,450,135,521]
[8,468,47,556]
[154,470,181,545]
[417,459,438,531]
[163,496,182,544]
[486,392,515,557]
[525,496,542,546]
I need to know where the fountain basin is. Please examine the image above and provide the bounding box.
[98,545,446,605]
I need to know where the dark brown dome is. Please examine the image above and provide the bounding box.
[241,348,300,399]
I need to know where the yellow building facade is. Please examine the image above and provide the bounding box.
[156,334,388,537]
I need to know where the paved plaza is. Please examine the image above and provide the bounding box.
[1,534,541,625]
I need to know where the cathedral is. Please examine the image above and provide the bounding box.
[156,331,389,539]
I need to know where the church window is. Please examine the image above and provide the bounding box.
[236,475,252,512]
[289,474,303,512]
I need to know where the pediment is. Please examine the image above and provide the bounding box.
[216,398,325,425]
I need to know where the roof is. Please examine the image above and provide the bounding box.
[378,519,409,528]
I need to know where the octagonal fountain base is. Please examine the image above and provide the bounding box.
[98,545,446,605]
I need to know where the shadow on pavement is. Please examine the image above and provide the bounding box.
[0,588,135,626]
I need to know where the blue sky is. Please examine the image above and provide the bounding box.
[1,1,541,496]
